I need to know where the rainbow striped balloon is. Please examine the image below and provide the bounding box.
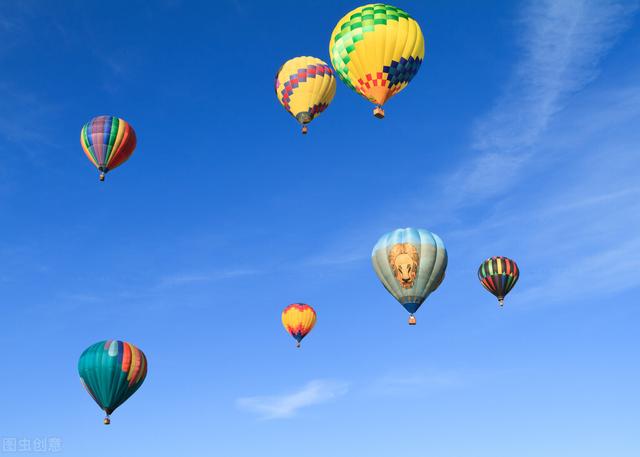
[478,256,520,306]
[80,115,137,181]
[281,303,317,348]
[78,340,147,424]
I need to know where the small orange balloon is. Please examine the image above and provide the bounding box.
[281,303,316,347]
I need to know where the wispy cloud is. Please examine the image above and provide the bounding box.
[453,0,638,202]
[59,292,103,303]
[237,379,349,420]
[159,268,262,287]
[475,0,635,152]
[447,102,640,307]
[0,16,17,33]
[369,372,462,396]
[519,238,640,305]
[516,159,640,305]
[0,3,30,55]
[0,83,61,180]
[303,243,369,267]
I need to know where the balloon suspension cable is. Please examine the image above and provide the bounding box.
[99,172,105,182]
[498,298,504,307]
[373,106,385,119]
[408,314,417,325]
[301,125,308,135]
[103,415,111,425]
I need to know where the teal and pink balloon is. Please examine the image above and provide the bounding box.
[80,115,137,181]
[78,340,148,425]
[371,228,447,325]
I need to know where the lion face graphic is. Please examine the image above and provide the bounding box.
[388,243,420,289]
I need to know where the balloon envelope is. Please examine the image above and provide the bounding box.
[282,303,317,346]
[275,56,336,133]
[80,115,136,180]
[478,256,520,305]
[372,228,447,317]
[78,340,147,422]
[329,3,425,115]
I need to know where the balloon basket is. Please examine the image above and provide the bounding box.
[373,106,385,119]
[296,342,301,348]
[103,417,111,425]
[99,173,105,182]
[498,298,504,307]
[408,315,417,325]
[301,125,308,135]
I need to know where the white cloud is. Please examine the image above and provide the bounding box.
[474,0,635,152]
[453,0,637,203]
[158,268,261,287]
[517,160,640,304]
[237,379,349,420]
[447,107,640,307]
[369,372,462,396]
[303,247,368,268]
[519,238,640,305]
[0,83,59,155]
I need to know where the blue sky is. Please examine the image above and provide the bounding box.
[0,0,639,455]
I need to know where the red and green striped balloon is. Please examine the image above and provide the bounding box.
[78,340,147,425]
[478,256,519,306]
[80,115,136,181]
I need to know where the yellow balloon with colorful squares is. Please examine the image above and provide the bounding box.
[329,3,425,118]
[275,56,336,134]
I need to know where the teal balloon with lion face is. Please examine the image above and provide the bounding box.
[371,228,447,324]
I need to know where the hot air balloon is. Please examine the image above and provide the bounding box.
[329,3,425,118]
[282,303,317,347]
[78,340,147,425]
[80,115,137,181]
[478,256,519,307]
[275,56,337,134]
[372,228,447,325]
